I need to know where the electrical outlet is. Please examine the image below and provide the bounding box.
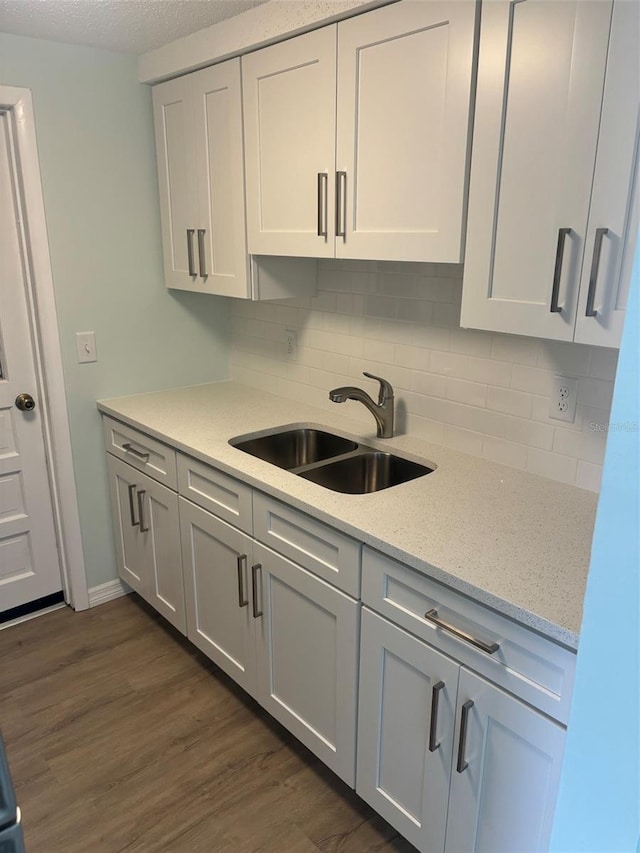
[549,375,578,423]
[76,331,97,364]
[285,329,297,362]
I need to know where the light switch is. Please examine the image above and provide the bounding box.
[76,331,97,364]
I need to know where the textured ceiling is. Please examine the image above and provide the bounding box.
[0,0,271,54]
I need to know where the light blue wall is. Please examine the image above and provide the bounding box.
[0,33,230,589]
[550,237,639,852]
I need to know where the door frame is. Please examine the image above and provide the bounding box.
[1,85,88,610]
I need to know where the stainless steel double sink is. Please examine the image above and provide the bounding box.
[229,427,434,494]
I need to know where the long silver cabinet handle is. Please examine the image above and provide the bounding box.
[317,172,328,238]
[186,228,196,277]
[127,484,139,528]
[251,563,263,618]
[137,490,149,533]
[428,681,445,753]
[585,227,609,317]
[237,554,248,608]
[549,228,572,313]
[122,442,150,462]
[335,171,347,239]
[424,609,499,655]
[456,700,474,773]
[197,229,207,278]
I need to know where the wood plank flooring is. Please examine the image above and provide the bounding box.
[0,594,416,853]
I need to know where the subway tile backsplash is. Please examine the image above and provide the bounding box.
[230,260,618,492]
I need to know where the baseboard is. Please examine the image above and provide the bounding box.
[88,578,131,607]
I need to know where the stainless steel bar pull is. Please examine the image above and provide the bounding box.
[456,700,474,773]
[197,229,207,278]
[424,609,499,655]
[122,442,149,463]
[237,554,249,608]
[127,484,139,528]
[137,490,149,533]
[428,681,445,752]
[186,229,196,277]
[336,171,347,239]
[550,228,572,313]
[317,173,328,238]
[251,563,263,618]
[585,228,609,317]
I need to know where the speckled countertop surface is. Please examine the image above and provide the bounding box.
[98,381,599,649]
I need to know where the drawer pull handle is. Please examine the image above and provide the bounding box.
[186,228,196,276]
[317,172,328,237]
[122,442,150,463]
[251,563,263,618]
[549,227,572,313]
[456,700,474,773]
[237,554,248,608]
[127,484,139,527]
[585,227,609,317]
[137,490,148,533]
[336,171,347,239]
[428,681,445,752]
[197,228,207,278]
[424,609,499,655]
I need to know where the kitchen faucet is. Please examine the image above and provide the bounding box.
[329,372,394,438]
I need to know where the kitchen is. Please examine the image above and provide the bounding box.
[0,0,638,851]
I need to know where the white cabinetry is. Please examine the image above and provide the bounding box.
[357,548,572,853]
[461,0,639,348]
[242,0,477,262]
[153,61,317,299]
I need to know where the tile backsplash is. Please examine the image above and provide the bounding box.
[229,260,619,492]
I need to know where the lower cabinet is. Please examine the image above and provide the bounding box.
[178,495,359,786]
[357,607,566,853]
[107,454,185,634]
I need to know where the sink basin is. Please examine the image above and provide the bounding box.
[298,451,433,494]
[231,428,358,470]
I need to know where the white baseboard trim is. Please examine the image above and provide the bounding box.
[88,578,131,607]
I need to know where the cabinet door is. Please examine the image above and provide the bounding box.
[107,454,147,598]
[253,541,359,786]
[336,0,477,263]
[574,0,640,347]
[357,608,459,853]
[242,26,337,258]
[179,498,258,698]
[445,669,566,853]
[191,60,250,298]
[461,0,613,340]
[152,76,199,289]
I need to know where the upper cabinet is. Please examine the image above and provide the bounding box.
[242,0,478,263]
[153,60,317,299]
[460,0,639,348]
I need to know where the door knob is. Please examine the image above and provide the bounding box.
[15,393,36,411]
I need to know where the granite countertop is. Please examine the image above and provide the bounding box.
[98,381,599,649]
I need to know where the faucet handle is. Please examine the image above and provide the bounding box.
[363,371,394,404]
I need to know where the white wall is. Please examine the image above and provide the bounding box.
[0,33,230,589]
[230,259,617,491]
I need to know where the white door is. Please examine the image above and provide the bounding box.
[336,0,477,263]
[445,669,566,853]
[461,0,613,340]
[253,540,359,786]
[179,498,258,698]
[357,608,459,853]
[242,26,337,258]
[0,110,62,614]
[107,454,147,597]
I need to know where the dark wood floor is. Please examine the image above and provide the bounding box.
[0,594,416,853]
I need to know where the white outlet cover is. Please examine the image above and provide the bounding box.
[549,375,578,423]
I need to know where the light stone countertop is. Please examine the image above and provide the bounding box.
[98,381,599,650]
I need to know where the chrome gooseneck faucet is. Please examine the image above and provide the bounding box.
[329,371,394,438]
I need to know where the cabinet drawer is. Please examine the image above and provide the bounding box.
[177,454,252,534]
[253,493,361,597]
[103,416,177,489]
[362,547,575,724]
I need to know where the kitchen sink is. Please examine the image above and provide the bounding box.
[230,426,435,493]
[230,427,358,470]
[297,451,433,494]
